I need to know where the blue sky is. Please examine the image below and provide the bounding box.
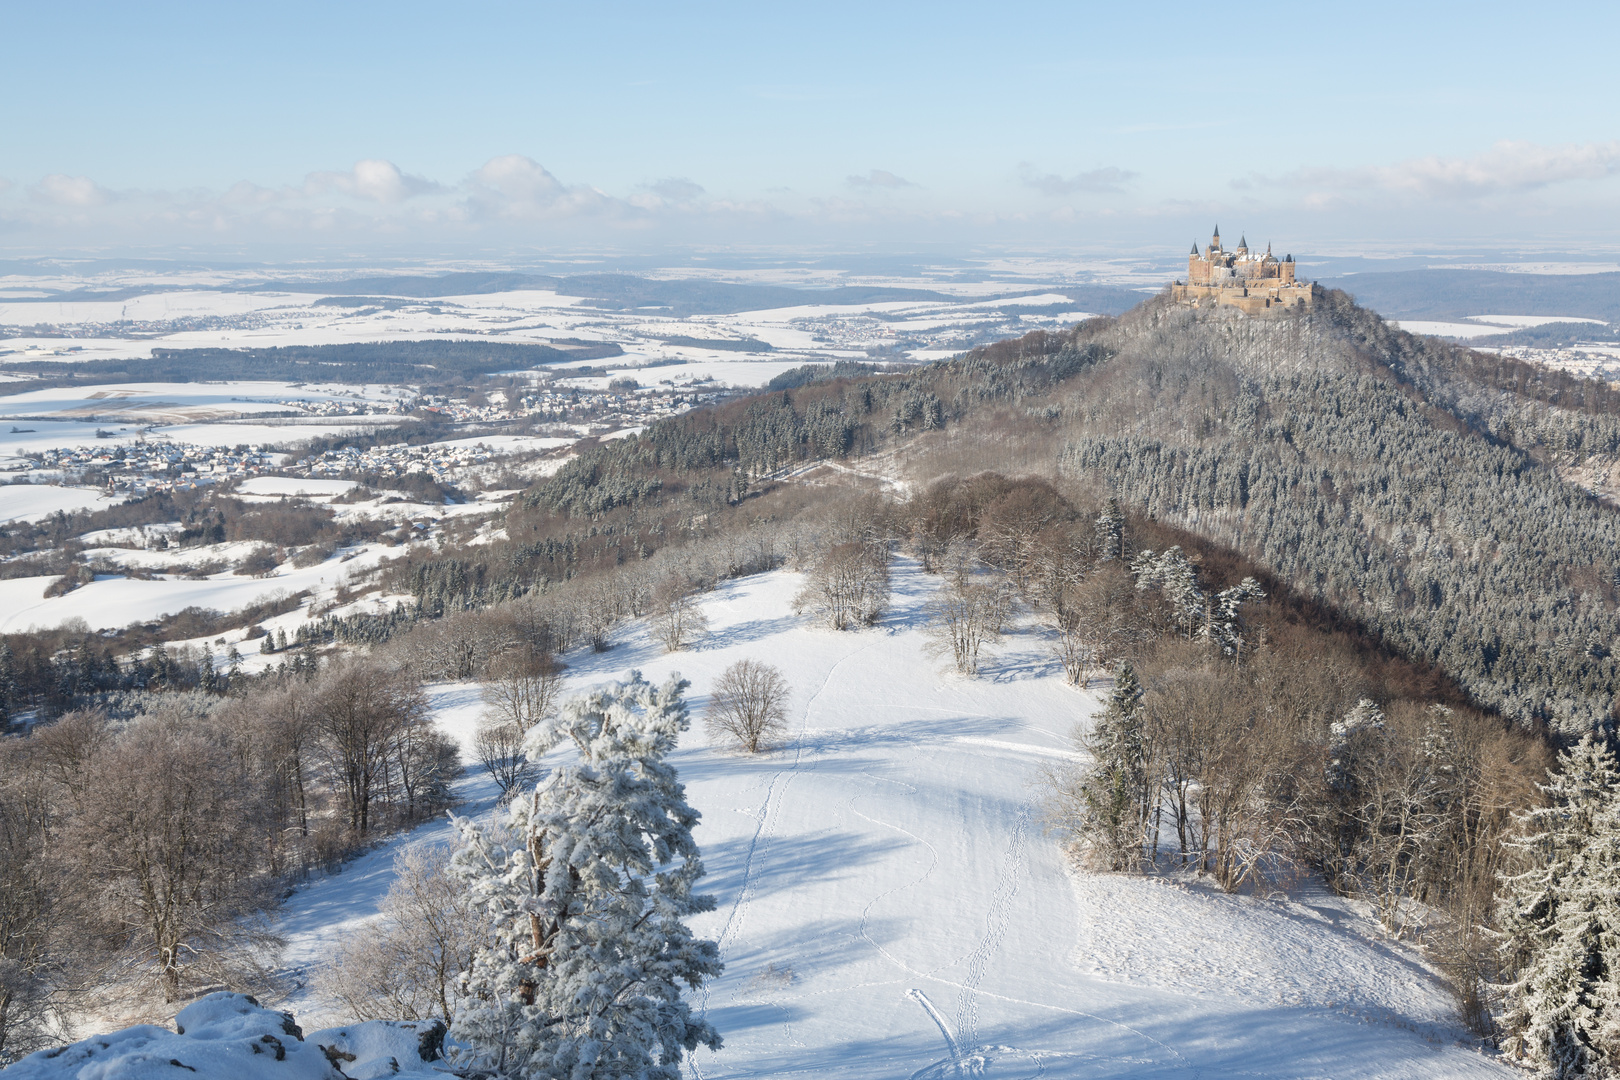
[4,0,1619,258]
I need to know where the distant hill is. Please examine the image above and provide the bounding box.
[230,272,954,313]
[520,292,1620,733]
[549,273,954,315]
[243,272,558,297]
[1055,283,1157,316]
[3,339,622,387]
[10,271,1148,319]
[1320,268,1620,323]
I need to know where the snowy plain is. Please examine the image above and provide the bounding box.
[0,483,118,523]
[270,560,1510,1080]
[0,541,394,635]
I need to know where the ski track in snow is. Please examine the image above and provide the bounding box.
[955,806,1028,1048]
[692,633,885,1079]
[267,560,1515,1079]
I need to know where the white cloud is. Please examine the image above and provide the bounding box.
[29,174,114,206]
[628,177,707,212]
[1285,140,1620,201]
[304,159,441,203]
[647,177,705,202]
[1019,163,1137,196]
[846,169,916,190]
[463,155,624,220]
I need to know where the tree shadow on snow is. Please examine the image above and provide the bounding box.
[701,613,805,650]
[699,830,909,900]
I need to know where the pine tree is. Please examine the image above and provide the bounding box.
[1498,735,1620,1078]
[1130,546,1204,639]
[1205,577,1266,657]
[448,671,722,1079]
[1079,663,1150,871]
[1094,497,1125,562]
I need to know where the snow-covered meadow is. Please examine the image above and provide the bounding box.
[0,483,118,523]
[269,560,1509,1079]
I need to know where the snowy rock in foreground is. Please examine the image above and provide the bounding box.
[4,992,447,1080]
[303,1020,449,1080]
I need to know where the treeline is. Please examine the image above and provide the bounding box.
[886,471,1547,1038]
[521,332,1107,517]
[0,655,457,1059]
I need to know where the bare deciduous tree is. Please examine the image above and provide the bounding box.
[575,577,622,652]
[650,577,710,653]
[706,660,791,753]
[313,658,429,836]
[317,845,487,1023]
[394,609,519,682]
[71,714,278,1002]
[1053,562,1154,686]
[923,577,1006,677]
[794,542,889,630]
[0,738,81,1060]
[977,486,1061,590]
[473,717,536,800]
[480,648,564,737]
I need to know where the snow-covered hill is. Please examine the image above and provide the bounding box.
[272,559,1512,1079]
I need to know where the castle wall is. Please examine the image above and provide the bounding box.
[1170,280,1316,314]
[1177,233,1308,314]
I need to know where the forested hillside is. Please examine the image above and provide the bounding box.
[506,290,1620,735]
[1055,294,1620,733]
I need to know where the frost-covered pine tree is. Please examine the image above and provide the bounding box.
[1130,546,1204,639]
[448,671,722,1079]
[1498,735,1620,1078]
[1078,663,1150,871]
[1204,577,1266,657]
[1326,698,1385,793]
[1094,497,1125,562]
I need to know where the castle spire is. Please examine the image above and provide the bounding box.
[1191,241,1199,255]
[1238,234,1248,250]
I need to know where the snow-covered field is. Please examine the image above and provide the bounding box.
[0,380,393,422]
[1394,315,1616,340]
[271,561,1508,1079]
[1465,314,1609,328]
[0,483,117,523]
[0,541,393,634]
[236,476,359,499]
[1389,320,1511,339]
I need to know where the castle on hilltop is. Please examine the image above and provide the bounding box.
[1170,226,1315,314]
